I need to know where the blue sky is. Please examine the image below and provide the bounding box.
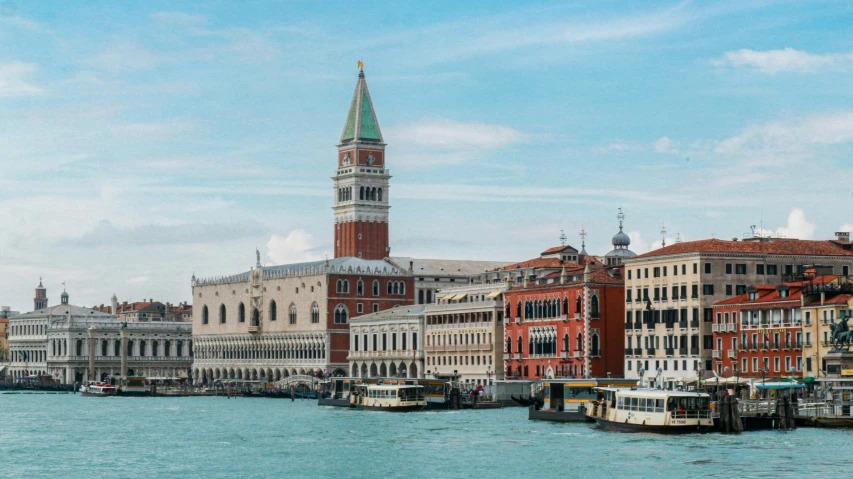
[2,0,853,311]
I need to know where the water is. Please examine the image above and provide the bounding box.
[2,395,851,478]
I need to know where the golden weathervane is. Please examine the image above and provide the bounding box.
[358,59,364,71]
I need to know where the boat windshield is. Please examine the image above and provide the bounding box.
[666,396,710,412]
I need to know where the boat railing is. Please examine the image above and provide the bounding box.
[671,410,712,419]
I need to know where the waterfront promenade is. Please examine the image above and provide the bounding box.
[3,395,852,478]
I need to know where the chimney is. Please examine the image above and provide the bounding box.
[835,232,850,244]
[409,260,414,272]
[560,266,567,285]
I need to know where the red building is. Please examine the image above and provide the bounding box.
[712,280,812,378]
[503,264,625,380]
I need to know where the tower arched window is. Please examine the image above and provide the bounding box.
[576,333,583,352]
[563,334,570,352]
[289,304,297,324]
[334,304,348,324]
[360,186,364,200]
[336,280,342,293]
[114,340,120,357]
[219,304,226,324]
[591,333,600,356]
[101,340,108,357]
[343,280,349,293]
[399,282,405,295]
[269,300,277,321]
[372,280,379,296]
[517,336,523,355]
[576,296,582,315]
[378,188,383,201]
[311,302,320,323]
[357,280,364,296]
[387,281,393,294]
[202,306,209,325]
[251,308,260,326]
[506,336,512,354]
[562,297,569,315]
[591,295,600,318]
[238,302,246,323]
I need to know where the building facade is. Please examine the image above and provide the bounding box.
[800,276,853,377]
[348,304,425,379]
[7,288,191,384]
[503,265,625,380]
[624,235,853,386]
[391,257,513,305]
[424,283,507,386]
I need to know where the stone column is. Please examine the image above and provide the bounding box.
[120,326,129,377]
[87,326,96,382]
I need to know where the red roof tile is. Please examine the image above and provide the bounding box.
[634,238,853,259]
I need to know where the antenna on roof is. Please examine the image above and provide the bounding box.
[660,222,667,247]
[559,229,567,247]
[676,233,682,244]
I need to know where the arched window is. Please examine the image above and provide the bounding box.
[176,340,183,357]
[371,187,377,201]
[562,297,569,315]
[517,336,523,355]
[387,281,393,294]
[164,340,171,357]
[336,280,342,293]
[343,280,349,293]
[426,290,433,303]
[114,340,120,357]
[591,334,600,356]
[219,304,226,324]
[373,280,379,296]
[357,280,364,296]
[140,340,147,357]
[563,334,570,352]
[127,340,134,356]
[591,295,600,318]
[334,304,348,324]
[506,337,512,354]
[399,282,405,295]
[269,300,277,321]
[289,304,297,324]
[251,309,260,327]
[576,296,582,315]
[202,306,209,324]
[311,302,320,323]
[76,339,83,356]
[516,301,522,318]
[238,302,245,323]
[360,186,364,200]
[378,188,383,201]
[576,333,583,352]
[151,340,159,357]
[101,340,108,357]
[418,290,425,304]
[392,282,399,295]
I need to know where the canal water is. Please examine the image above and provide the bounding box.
[2,395,850,478]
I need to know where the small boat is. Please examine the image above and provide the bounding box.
[349,384,427,412]
[586,387,714,433]
[528,378,637,423]
[80,382,118,397]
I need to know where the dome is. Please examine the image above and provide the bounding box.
[612,228,631,247]
[61,290,68,299]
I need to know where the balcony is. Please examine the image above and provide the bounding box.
[633,348,642,356]
[782,341,791,351]
[625,322,633,331]
[771,342,780,351]
[727,324,738,333]
[633,321,642,330]
[513,353,522,360]
[572,351,584,359]
[712,349,721,359]
[679,348,688,356]
[690,320,699,328]
[760,343,769,351]
[625,348,633,357]
[248,325,262,333]
[690,347,699,356]
[711,324,720,333]
[646,348,656,355]
[679,320,687,329]
[665,348,674,357]
[478,344,492,351]
[561,351,571,359]
[749,343,757,352]
[727,349,737,359]
[573,313,580,321]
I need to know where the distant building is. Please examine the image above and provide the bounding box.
[90,296,192,322]
[7,284,192,383]
[390,257,513,305]
[348,304,425,378]
[1,306,18,365]
[425,283,507,386]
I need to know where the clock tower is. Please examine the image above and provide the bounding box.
[333,64,390,260]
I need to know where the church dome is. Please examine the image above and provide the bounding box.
[612,228,631,247]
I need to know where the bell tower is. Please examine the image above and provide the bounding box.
[34,277,47,310]
[333,63,390,260]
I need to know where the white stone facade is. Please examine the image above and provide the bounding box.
[347,304,425,379]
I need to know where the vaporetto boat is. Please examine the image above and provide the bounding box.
[349,384,427,412]
[586,387,714,433]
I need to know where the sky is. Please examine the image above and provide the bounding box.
[2,0,853,312]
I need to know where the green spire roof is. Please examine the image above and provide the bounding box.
[340,70,383,144]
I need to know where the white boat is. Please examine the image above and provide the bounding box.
[349,384,426,412]
[80,382,118,397]
[585,387,714,433]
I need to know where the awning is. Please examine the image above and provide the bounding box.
[177,370,188,379]
[440,293,455,300]
[487,290,502,299]
[756,382,806,389]
[453,293,468,301]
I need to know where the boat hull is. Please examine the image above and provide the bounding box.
[318,397,351,407]
[80,391,117,397]
[529,405,592,422]
[593,417,713,434]
[355,404,427,412]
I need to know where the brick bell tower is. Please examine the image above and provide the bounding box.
[333,62,390,260]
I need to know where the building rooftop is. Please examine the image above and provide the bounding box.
[349,304,427,322]
[632,238,853,260]
[391,257,512,277]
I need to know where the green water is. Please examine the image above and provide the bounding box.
[1,395,849,478]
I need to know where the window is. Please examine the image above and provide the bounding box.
[693,263,698,274]
[704,263,712,274]
[628,270,632,280]
[219,304,226,324]
[357,280,364,296]
[703,308,713,323]
[654,267,661,278]
[767,264,778,275]
[663,266,668,277]
[289,304,297,324]
[202,306,209,325]
[334,305,348,324]
[735,264,746,275]
[357,303,363,313]
[736,285,747,296]
[844,265,850,276]
[269,300,277,321]
[238,303,246,323]
[373,303,379,313]
[725,263,732,275]
[691,285,698,299]
[703,284,714,295]
[372,280,379,296]
[756,264,765,275]
[311,302,320,323]
[725,285,732,296]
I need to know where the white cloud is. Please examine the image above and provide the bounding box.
[0,62,42,97]
[266,229,325,265]
[759,208,816,240]
[713,48,853,74]
[627,231,648,254]
[389,118,524,149]
[840,224,853,233]
[714,112,853,157]
[151,11,207,27]
[127,275,150,284]
[593,140,643,153]
[653,136,677,153]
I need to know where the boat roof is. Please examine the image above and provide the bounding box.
[595,387,710,398]
[367,384,423,390]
